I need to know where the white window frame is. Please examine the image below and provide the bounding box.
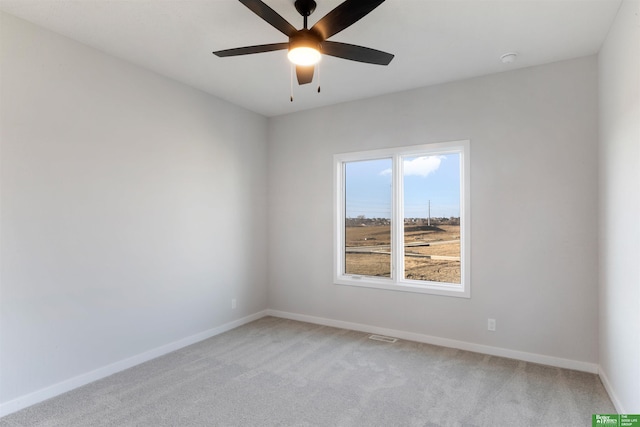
[333,140,470,298]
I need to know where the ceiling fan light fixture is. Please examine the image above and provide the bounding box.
[288,46,321,65]
[288,30,322,66]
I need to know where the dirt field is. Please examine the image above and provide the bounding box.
[345,224,460,284]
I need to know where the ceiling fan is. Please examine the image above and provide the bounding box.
[213,0,394,86]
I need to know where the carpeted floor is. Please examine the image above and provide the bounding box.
[1,316,615,426]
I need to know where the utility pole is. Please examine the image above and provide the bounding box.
[428,200,431,226]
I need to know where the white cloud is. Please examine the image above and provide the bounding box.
[380,156,444,177]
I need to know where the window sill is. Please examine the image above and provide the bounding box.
[334,275,470,298]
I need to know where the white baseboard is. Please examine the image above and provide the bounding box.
[0,310,268,418]
[598,367,626,414]
[265,309,600,374]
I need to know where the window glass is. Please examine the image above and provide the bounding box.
[402,154,461,284]
[344,158,392,277]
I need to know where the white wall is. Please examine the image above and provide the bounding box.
[0,12,268,409]
[268,56,599,366]
[598,0,640,414]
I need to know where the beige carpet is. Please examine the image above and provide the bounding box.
[1,316,614,426]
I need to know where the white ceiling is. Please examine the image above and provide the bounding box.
[0,0,621,117]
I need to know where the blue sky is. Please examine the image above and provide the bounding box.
[345,154,460,219]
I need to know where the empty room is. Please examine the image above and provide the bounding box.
[0,0,638,425]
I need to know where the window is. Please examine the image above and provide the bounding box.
[334,140,470,297]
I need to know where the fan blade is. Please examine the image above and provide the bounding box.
[311,0,386,40]
[322,41,393,65]
[296,65,314,85]
[239,0,297,37]
[213,42,289,57]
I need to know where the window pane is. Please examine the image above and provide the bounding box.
[402,154,461,284]
[344,158,392,277]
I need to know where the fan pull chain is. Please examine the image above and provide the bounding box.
[290,64,294,102]
[317,62,321,93]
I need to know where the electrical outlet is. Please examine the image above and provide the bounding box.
[488,318,496,331]
[231,299,237,309]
